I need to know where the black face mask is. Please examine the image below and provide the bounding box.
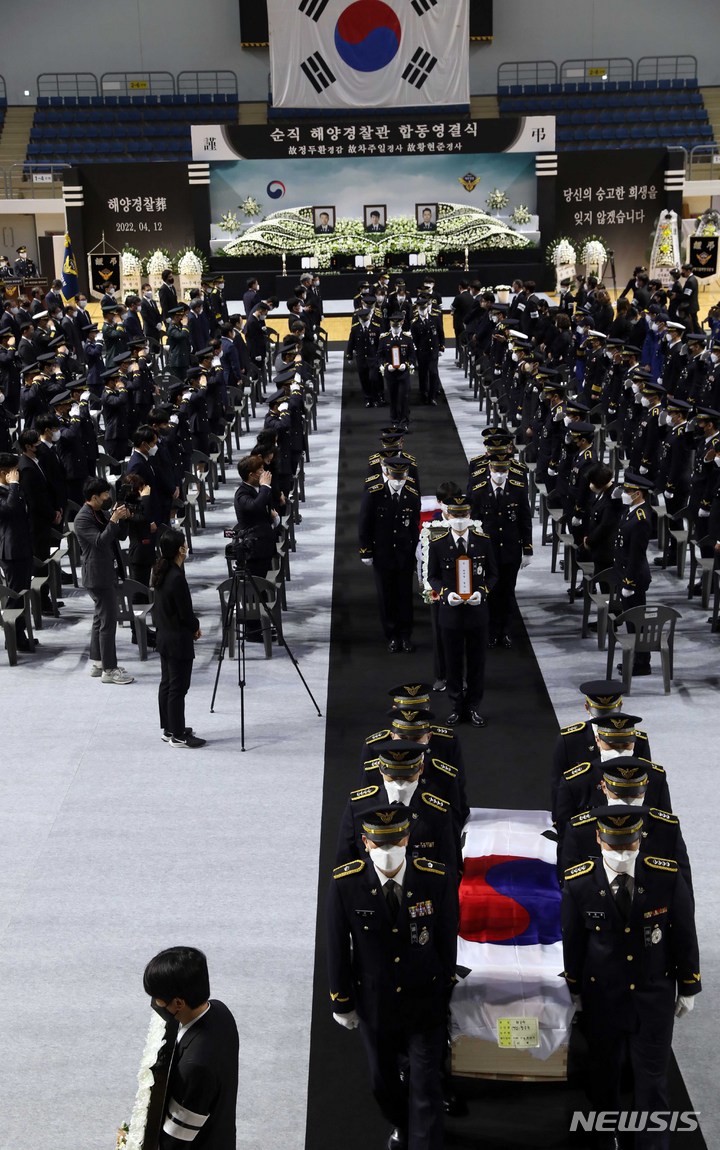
[151,1000,179,1027]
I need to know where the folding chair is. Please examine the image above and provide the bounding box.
[115,579,154,661]
[0,584,34,666]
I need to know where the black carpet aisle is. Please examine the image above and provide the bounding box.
[303,358,706,1149]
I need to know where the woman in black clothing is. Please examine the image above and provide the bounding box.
[151,528,205,748]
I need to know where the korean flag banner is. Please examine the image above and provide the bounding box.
[268,0,469,111]
[450,808,575,1059]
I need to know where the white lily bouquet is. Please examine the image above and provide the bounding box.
[116,1011,171,1150]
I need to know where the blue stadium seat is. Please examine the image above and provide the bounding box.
[497,85,510,97]
[27,142,40,157]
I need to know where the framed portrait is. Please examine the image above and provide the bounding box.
[313,206,336,234]
[364,204,387,233]
[416,203,438,232]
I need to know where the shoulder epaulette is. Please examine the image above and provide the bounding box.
[561,722,586,736]
[367,482,384,493]
[350,785,379,802]
[570,811,597,828]
[430,527,450,539]
[564,859,595,880]
[365,729,390,745]
[333,859,366,878]
[421,791,450,813]
[363,758,380,773]
[469,525,489,537]
[650,762,666,775]
[563,761,592,781]
[635,730,649,742]
[405,483,419,496]
[365,472,381,483]
[469,453,485,466]
[643,856,678,873]
[430,724,454,738]
[400,451,417,463]
[649,808,678,825]
[413,857,446,875]
[430,757,458,779]
[509,479,525,488]
[367,453,381,464]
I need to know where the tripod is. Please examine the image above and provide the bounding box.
[209,561,322,750]
[605,248,618,297]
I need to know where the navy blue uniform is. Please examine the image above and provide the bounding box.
[469,474,532,643]
[327,854,457,1149]
[359,478,420,645]
[346,320,382,405]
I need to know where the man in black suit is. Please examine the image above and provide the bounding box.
[157,269,178,322]
[580,462,623,574]
[0,451,36,650]
[140,283,163,350]
[74,476,133,682]
[244,303,270,369]
[680,262,700,333]
[18,428,62,613]
[35,414,68,512]
[427,493,498,727]
[242,278,261,319]
[233,453,278,640]
[150,528,204,745]
[44,280,64,313]
[122,295,144,342]
[366,209,385,233]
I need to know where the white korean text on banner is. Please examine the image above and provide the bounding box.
[267,0,469,111]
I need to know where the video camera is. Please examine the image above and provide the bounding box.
[224,526,256,567]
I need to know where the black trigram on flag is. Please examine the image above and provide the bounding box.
[298,0,330,19]
[402,47,438,89]
[410,0,438,13]
[301,51,336,93]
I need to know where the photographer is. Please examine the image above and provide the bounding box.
[233,454,278,642]
[151,529,205,748]
[74,476,133,684]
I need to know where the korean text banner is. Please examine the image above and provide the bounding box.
[268,0,469,111]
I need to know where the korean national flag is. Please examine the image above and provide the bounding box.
[450,809,575,1059]
[268,0,469,111]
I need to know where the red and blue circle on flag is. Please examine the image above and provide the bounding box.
[334,0,402,73]
[459,854,562,946]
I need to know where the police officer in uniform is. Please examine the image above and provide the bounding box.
[551,680,653,806]
[366,427,420,490]
[411,298,444,406]
[346,307,382,407]
[13,246,37,278]
[469,448,532,648]
[337,742,461,875]
[379,313,416,428]
[327,804,458,1150]
[359,456,421,652]
[613,471,654,676]
[427,493,498,727]
[562,807,700,1150]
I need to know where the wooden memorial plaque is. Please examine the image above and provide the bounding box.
[391,344,402,368]
[456,555,473,600]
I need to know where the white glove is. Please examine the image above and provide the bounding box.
[467,591,483,605]
[521,555,532,569]
[639,466,649,475]
[621,587,633,598]
[182,391,193,402]
[664,490,673,500]
[675,995,695,1018]
[698,508,710,518]
[80,390,91,402]
[294,372,303,384]
[361,557,373,566]
[398,364,407,372]
[69,403,81,418]
[333,1009,360,1029]
[447,592,463,606]
[571,517,582,527]
[169,414,179,425]
[386,364,395,372]
[547,468,558,477]
[571,994,583,1011]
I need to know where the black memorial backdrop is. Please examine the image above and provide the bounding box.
[80,163,195,256]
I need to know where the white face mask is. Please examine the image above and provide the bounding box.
[369,844,406,873]
[144,291,153,299]
[602,848,638,874]
[396,294,406,303]
[449,516,472,533]
[598,746,625,761]
[390,325,402,336]
[148,443,158,456]
[606,793,644,807]
[650,322,658,333]
[51,430,61,443]
[78,300,87,310]
[386,477,406,493]
[384,778,419,805]
[511,351,519,363]
[489,469,506,483]
[621,491,634,506]
[631,382,641,395]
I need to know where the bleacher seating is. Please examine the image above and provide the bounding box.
[497,78,714,152]
[26,94,238,165]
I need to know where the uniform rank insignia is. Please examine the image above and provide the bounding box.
[366,729,390,744]
[644,923,663,947]
[564,762,591,780]
[570,811,596,827]
[413,857,446,875]
[643,856,677,872]
[351,785,379,801]
[643,906,668,919]
[564,860,595,880]
[431,725,453,738]
[333,860,366,878]
[649,809,678,824]
[421,792,449,813]
[561,722,586,735]
[430,757,457,778]
[367,483,384,493]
